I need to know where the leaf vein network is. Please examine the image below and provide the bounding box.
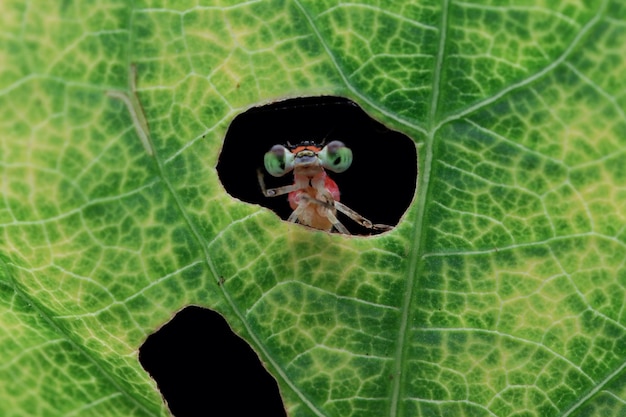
[317,2,438,32]
[244,280,401,318]
[420,327,594,383]
[290,0,429,135]
[423,232,626,258]
[434,0,609,131]
[0,256,161,416]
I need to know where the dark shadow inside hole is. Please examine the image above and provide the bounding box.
[217,96,417,235]
[139,306,287,417]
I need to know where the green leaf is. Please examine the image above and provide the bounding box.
[1,0,625,416]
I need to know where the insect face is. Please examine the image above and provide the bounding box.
[263,140,352,178]
[259,139,392,234]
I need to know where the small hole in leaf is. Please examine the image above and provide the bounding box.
[217,96,417,235]
[139,306,286,417]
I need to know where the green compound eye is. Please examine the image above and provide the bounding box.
[319,140,353,173]
[264,144,294,177]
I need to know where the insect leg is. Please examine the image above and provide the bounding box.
[287,202,306,223]
[257,169,298,197]
[335,202,393,232]
[325,211,350,234]
[297,194,350,234]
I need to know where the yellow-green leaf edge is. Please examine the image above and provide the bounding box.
[1,1,625,416]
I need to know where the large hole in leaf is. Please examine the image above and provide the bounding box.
[139,306,286,417]
[217,96,417,235]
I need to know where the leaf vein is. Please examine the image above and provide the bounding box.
[435,0,609,129]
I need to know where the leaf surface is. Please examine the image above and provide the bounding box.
[1,1,625,416]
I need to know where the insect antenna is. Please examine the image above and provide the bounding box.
[318,126,337,147]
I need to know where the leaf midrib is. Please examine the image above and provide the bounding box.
[388,1,609,417]
[386,0,452,412]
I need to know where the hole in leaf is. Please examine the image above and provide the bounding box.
[139,306,286,417]
[217,96,417,235]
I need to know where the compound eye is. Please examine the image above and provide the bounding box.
[264,145,294,177]
[319,140,353,173]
